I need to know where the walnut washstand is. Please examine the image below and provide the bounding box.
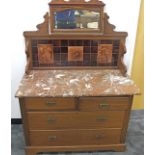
[16,1,140,155]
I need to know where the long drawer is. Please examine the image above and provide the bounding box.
[79,97,129,111]
[25,97,76,110]
[27,111,125,130]
[29,128,121,146]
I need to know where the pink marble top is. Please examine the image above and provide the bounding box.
[16,69,140,97]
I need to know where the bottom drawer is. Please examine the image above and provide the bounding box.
[30,129,121,146]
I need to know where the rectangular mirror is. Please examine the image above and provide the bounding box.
[54,9,100,30]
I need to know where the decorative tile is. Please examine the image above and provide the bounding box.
[37,44,54,64]
[68,46,83,62]
[97,44,113,64]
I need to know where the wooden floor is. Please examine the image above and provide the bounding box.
[11,110,144,155]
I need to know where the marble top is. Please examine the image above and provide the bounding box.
[16,70,140,97]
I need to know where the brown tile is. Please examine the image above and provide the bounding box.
[68,46,83,62]
[97,44,113,64]
[37,44,54,64]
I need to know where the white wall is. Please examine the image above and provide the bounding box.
[11,0,141,118]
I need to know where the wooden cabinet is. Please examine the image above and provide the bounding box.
[18,96,134,154]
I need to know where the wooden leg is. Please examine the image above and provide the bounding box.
[25,148,37,155]
[113,145,126,152]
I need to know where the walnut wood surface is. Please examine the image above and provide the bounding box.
[25,96,129,111]
[25,97,76,110]
[79,96,129,111]
[19,95,132,155]
[27,111,125,130]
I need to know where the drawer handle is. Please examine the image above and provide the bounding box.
[99,103,109,109]
[46,102,57,106]
[96,134,104,139]
[47,117,56,123]
[96,116,107,121]
[48,136,57,141]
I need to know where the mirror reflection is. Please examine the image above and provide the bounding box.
[54,9,100,29]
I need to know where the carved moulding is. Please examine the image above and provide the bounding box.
[36,13,49,34]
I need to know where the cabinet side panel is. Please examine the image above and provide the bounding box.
[19,98,30,145]
[120,96,133,143]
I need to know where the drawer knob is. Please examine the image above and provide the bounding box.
[48,136,57,141]
[47,117,56,123]
[96,116,107,121]
[96,134,104,139]
[99,103,109,109]
[46,102,57,106]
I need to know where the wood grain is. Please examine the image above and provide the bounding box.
[27,111,125,130]
[79,96,129,111]
[25,97,76,111]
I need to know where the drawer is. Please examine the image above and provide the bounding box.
[25,98,76,110]
[79,97,129,111]
[29,129,121,146]
[28,111,125,130]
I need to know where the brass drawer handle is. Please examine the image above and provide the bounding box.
[46,102,57,106]
[47,117,56,123]
[96,116,107,121]
[48,136,57,141]
[96,134,104,139]
[99,103,109,109]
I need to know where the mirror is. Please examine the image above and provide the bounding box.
[54,9,100,30]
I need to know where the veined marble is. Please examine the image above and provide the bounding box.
[16,69,140,97]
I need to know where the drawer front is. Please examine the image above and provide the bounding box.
[79,97,129,111]
[28,111,125,130]
[30,129,121,146]
[25,98,76,110]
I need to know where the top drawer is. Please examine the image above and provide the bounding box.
[24,98,76,110]
[79,97,129,111]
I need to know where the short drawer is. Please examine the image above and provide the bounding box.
[29,129,121,146]
[24,98,76,110]
[79,97,129,111]
[27,111,125,130]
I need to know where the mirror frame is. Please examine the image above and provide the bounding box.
[49,0,104,34]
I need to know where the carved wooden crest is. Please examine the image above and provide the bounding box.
[37,44,54,64]
[49,0,104,5]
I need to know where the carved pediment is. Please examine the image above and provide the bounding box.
[49,0,104,5]
[36,13,49,34]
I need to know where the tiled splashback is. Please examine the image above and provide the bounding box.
[31,40,120,67]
